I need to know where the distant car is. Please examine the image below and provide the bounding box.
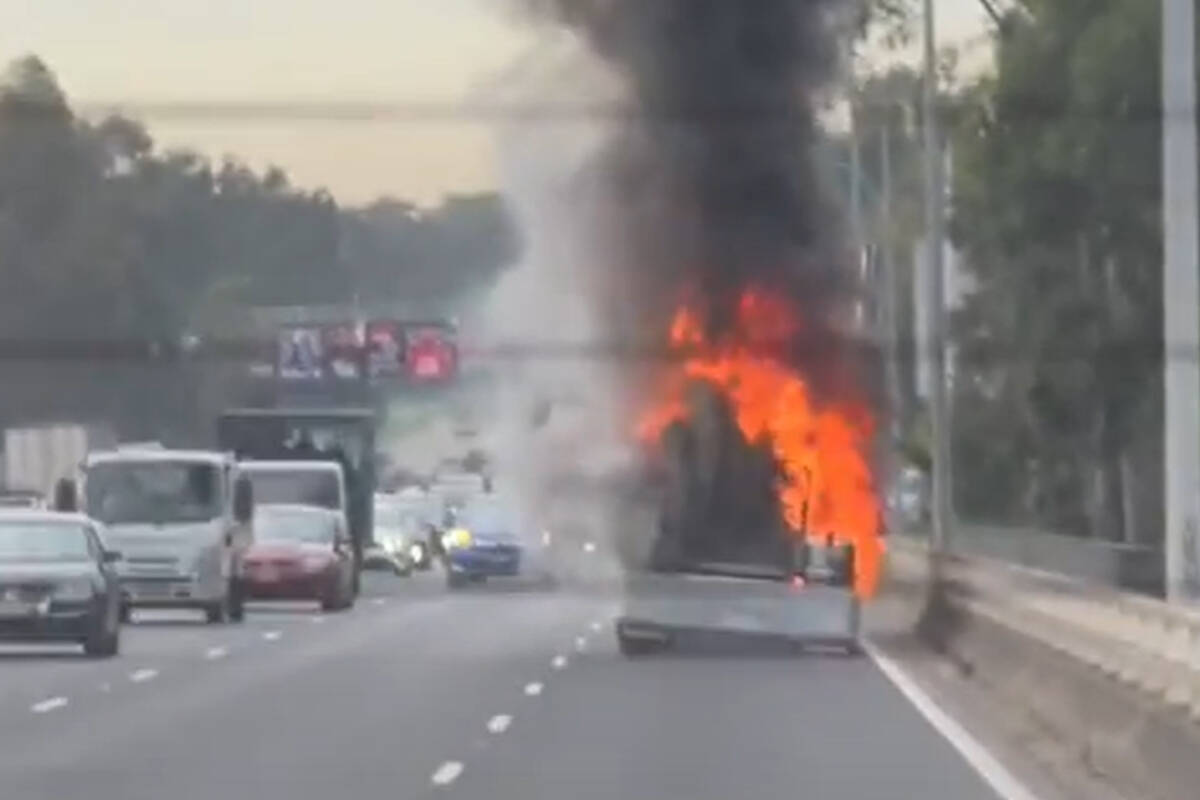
[242,504,355,612]
[441,499,553,589]
[366,494,434,575]
[0,511,122,657]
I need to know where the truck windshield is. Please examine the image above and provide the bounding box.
[246,469,341,510]
[86,461,223,525]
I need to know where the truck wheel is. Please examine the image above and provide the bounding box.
[617,630,660,658]
[227,581,246,623]
[205,593,229,624]
[83,615,120,658]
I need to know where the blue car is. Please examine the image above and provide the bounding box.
[441,500,527,588]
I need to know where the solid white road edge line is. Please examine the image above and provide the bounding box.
[263,630,282,641]
[523,682,544,697]
[864,642,1042,800]
[129,668,158,683]
[31,696,68,714]
[551,655,568,670]
[487,714,513,734]
[431,761,464,786]
[205,646,228,660]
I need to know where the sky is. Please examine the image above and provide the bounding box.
[1,0,990,207]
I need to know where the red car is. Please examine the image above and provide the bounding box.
[243,504,355,612]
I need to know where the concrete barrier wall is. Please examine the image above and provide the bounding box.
[877,538,1200,800]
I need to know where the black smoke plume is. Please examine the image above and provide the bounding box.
[526,0,853,358]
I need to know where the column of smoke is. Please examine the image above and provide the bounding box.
[508,0,868,567]
[476,0,866,572]
[468,34,638,578]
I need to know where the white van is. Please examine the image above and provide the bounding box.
[72,448,255,623]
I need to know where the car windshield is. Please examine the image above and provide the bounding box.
[245,469,340,510]
[86,461,222,525]
[256,509,335,544]
[0,522,92,562]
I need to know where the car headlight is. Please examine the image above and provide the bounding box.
[381,538,397,554]
[54,578,95,601]
[409,542,426,562]
[443,528,472,550]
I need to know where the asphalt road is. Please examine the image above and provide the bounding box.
[0,570,1014,800]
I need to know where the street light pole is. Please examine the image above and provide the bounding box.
[1162,0,1200,603]
[922,0,950,553]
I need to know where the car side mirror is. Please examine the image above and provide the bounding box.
[102,550,122,563]
[233,476,254,524]
[54,478,78,513]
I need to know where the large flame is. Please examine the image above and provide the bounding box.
[638,288,883,598]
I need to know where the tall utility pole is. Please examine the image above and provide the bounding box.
[922,0,951,553]
[1162,0,1200,603]
[880,123,904,536]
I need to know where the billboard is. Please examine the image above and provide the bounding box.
[405,325,458,382]
[322,323,366,380]
[278,326,324,380]
[366,320,403,379]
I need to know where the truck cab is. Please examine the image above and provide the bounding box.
[70,447,255,624]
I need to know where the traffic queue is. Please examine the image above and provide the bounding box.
[0,434,545,659]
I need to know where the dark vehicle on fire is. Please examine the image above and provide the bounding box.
[615,384,864,658]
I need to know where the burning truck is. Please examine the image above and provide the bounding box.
[521,0,886,652]
[613,289,882,656]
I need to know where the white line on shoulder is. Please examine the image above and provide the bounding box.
[865,642,1042,800]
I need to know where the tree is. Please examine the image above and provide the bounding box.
[946,0,1162,541]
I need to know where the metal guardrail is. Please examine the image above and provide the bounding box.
[889,536,1200,722]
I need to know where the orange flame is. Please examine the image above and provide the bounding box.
[638,288,883,598]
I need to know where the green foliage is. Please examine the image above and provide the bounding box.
[0,55,518,344]
[946,0,1162,538]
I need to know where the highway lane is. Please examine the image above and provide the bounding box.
[446,635,1013,800]
[0,570,1022,800]
[0,571,607,800]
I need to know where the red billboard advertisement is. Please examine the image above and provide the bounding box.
[278,326,324,381]
[322,323,365,380]
[366,320,403,379]
[405,325,458,382]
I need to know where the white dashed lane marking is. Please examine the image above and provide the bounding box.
[551,655,568,670]
[487,714,512,734]
[431,761,464,786]
[129,668,158,683]
[371,598,386,606]
[590,621,602,633]
[31,696,68,714]
[574,636,587,652]
[524,682,544,697]
[310,616,325,624]
[263,630,282,641]
[205,646,228,660]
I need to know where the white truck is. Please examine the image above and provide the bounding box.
[1,424,113,501]
[59,446,255,624]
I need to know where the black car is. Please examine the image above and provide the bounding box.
[0,512,122,657]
